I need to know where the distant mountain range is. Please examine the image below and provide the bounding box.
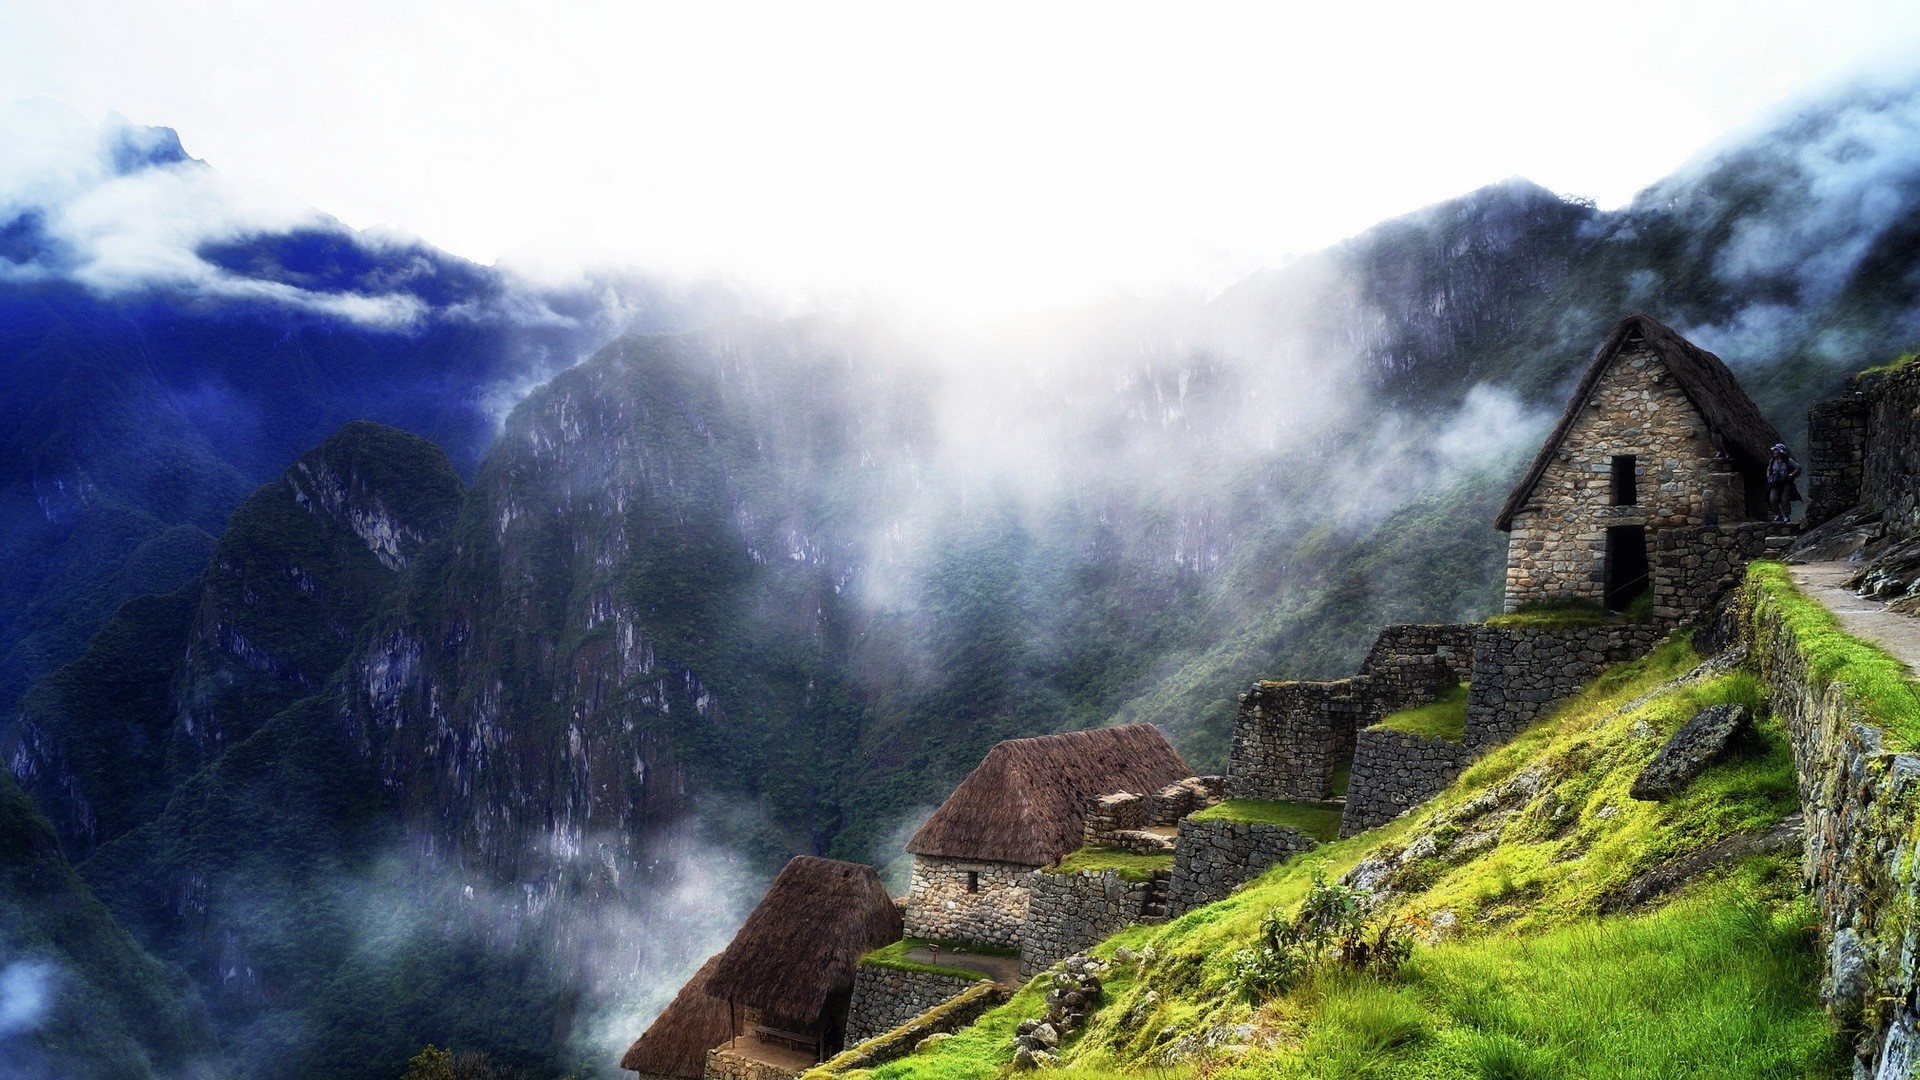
[3,75,1920,1078]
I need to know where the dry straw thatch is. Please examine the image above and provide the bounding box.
[1496,313,1786,530]
[620,953,731,1079]
[907,724,1192,866]
[700,856,903,1027]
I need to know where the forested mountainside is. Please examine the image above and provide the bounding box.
[5,76,1920,1078]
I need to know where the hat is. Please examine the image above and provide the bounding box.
[1770,443,1788,453]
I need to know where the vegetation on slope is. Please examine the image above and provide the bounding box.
[1371,684,1469,742]
[855,632,1842,1080]
[1045,849,1175,883]
[1745,560,1920,748]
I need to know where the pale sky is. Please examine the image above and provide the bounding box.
[5,1,1920,313]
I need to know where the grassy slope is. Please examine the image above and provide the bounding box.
[859,632,1846,1080]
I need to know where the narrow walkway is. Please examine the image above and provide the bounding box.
[1788,561,1920,673]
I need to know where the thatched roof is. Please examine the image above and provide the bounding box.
[621,953,731,1079]
[700,856,902,1026]
[907,724,1193,866]
[1496,314,1784,531]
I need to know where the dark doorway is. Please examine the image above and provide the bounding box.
[1605,525,1649,611]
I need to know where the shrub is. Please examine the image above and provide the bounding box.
[1225,872,1415,1002]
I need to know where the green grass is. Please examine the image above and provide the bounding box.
[1745,561,1920,748]
[1046,847,1175,882]
[1191,799,1345,842]
[860,938,1016,981]
[1485,592,1653,628]
[1859,348,1918,376]
[867,630,1836,1080]
[1372,683,1469,742]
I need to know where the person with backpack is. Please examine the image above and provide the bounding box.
[1766,443,1801,524]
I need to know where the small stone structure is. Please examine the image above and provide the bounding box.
[1081,778,1225,854]
[1496,315,1782,612]
[1019,869,1168,976]
[1165,816,1319,915]
[1227,626,1473,802]
[901,858,1034,949]
[844,965,980,1045]
[1340,729,1469,836]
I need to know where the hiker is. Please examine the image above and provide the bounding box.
[1766,443,1801,524]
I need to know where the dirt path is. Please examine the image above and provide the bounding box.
[1787,561,1920,674]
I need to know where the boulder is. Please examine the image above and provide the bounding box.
[1630,704,1751,800]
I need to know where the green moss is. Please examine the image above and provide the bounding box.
[1190,799,1345,842]
[1372,683,1469,741]
[1745,561,1920,749]
[1859,348,1919,376]
[1046,847,1175,882]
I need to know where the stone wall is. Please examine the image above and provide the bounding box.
[802,983,1009,1080]
[1463,624,1660,750]
[1747,576,1920,1077]
[1503,342,1751,611]
[1834,364,1920,536]
[707,1047,803,1080]
[1805,393,1871,528]
[1019,869,1165,976]
[1650,522,1777,625]
[1227,624,1468,802]
[902,856,1034,949]
[1339,728,1469,836]
[1226,678,1370,801]
[844,964,980,1045]
[1165,816,1318,915]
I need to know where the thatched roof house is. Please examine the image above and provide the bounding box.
[1496,313,1784,531]
[1492,313,1784,612]
[908,724,1193,867]
[620,953,731,1080]
[701,856,902,1032]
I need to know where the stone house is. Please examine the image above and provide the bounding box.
[624,856,903,1080]
[902,724,1192,949]
[1495,314,1783,612]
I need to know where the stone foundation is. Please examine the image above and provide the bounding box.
[1019,869,1166,976]
[1339,728,1468,836]
[844,964,980,1045]
[902,856,1034,949]
[707,1047,802,1080]
[1463,623,1661,750]
[1165,816,1318,916]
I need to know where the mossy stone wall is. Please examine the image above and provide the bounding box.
[1339,728,1468,836]
[1020,868,1164,976]
[844,963,978,1045]
[1164,816,1317,915]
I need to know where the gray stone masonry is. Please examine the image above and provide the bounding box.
[1630,704,1752,801]
[1503,343,1752,611]
[1147,776,1225,826]
[1165,816,1318,915]
[1340,728,1469,836]
[1806,393,1870,528]
[1019,868,1166,976]
[844,963,981,1045]
[1228,624,1474,802]
[1650,523,1777,626]
[1748,584,1920,1077]
[808,982,1008,1079]
[706,1047,801,1080]
[1082,792,1149,845]
[1463,623,1661,750]
[902,855,1033,949]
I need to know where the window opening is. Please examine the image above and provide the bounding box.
[1610,455,1637,505]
